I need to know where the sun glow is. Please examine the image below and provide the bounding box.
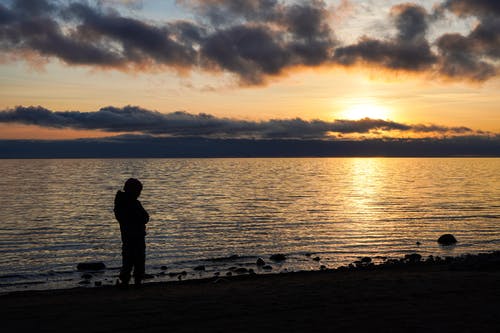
[339,100,392,120]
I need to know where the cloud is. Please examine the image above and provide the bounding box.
[442,0,500,17]
[177,0,281,26]
[184,0,337,83]
[0,105,482,140]
[98,1,143,10]
[333,4,437,72]
[434,0,500,80]
[0,0,499,84]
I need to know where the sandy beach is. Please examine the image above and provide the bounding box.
[2,253,499,333]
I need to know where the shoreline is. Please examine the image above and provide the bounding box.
[3,251,499,332]
[2,250,498,294]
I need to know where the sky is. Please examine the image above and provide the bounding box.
[0,0,499,142]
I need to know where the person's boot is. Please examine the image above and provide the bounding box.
[117,277,130,289]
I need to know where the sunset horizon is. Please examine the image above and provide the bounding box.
[1,1,500,331]
[0,0,499,146]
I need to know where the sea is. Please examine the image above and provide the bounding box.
[0,158,499,292]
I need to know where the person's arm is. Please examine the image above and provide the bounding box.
[136,201,149,224]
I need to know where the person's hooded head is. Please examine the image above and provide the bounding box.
[124,178,143,199]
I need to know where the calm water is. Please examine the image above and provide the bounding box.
[0,158,499,292]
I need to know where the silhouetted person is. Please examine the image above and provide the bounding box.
[114,178,149,286]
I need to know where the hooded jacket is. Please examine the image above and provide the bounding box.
[114,190,149,240]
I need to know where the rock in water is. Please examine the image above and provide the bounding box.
[234,268,248,274]
[256,258,266,266]
[77,262,106,271]
[360,257,372,264]
[194,265,206,271]
[438,234,457,245]
[404,253,422,263]
[270,254,287,262]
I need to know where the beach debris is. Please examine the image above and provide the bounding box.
[262,265,273,271]
[313,256,321,262]
[320,265,327,271]
[438,234,457,245]
[77,262,106,271]
[256,258,266,266]
[270,254,287,262]
[194,265,206,271]
[416,241,421,246]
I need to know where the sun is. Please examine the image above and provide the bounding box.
[340,101,391,120]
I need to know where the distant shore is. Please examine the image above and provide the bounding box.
[2,251,499,332]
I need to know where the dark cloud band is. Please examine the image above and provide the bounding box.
[0,105,479,139]
[0,0,499,83]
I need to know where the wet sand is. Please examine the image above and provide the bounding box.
[2,254,500,332]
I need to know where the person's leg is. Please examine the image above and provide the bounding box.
[133,237,146,285]
[119,241,133,285]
